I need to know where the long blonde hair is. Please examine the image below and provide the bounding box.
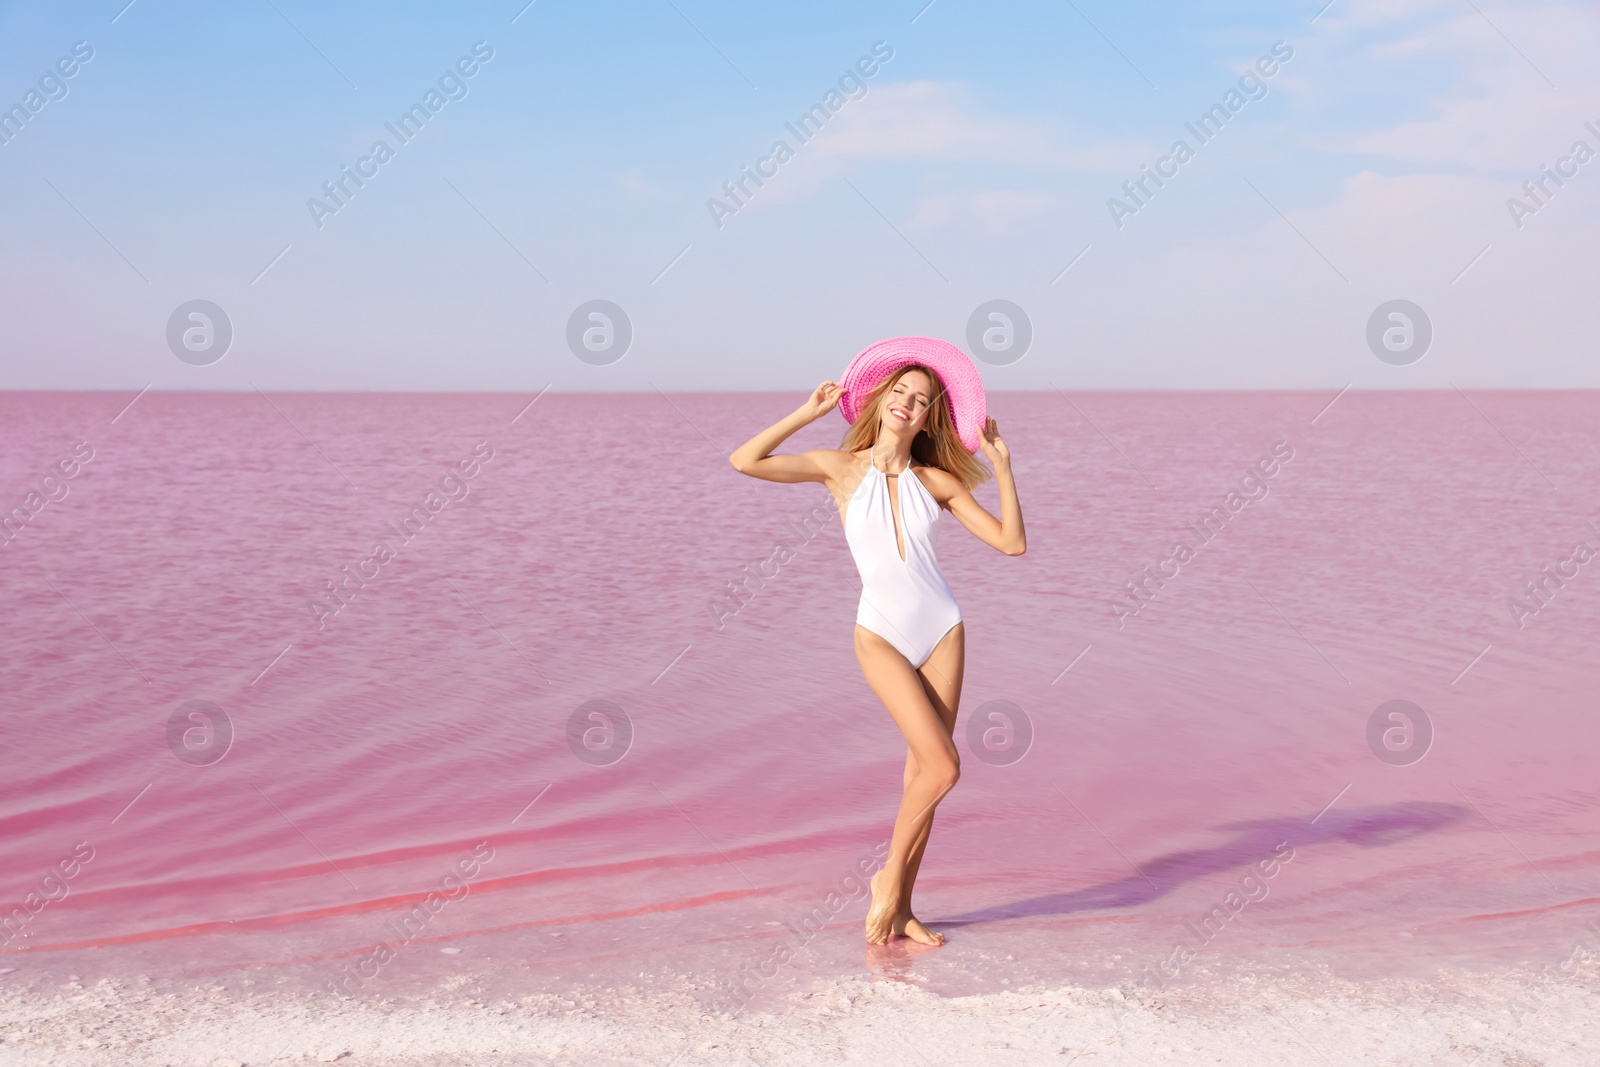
[840,364,989,490]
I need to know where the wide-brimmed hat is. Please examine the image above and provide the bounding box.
[839,336,987,453]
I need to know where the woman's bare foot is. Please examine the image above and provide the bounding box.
[892,911,945,946]
[865,869,899,945]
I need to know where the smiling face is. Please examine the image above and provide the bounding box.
[876,367,936,438]
[840,359,986,488]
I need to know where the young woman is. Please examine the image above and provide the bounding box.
[730,336,1026,946]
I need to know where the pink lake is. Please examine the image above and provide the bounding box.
[1,390,1597,1013]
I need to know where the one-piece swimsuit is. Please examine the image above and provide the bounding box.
[843,462,962,667]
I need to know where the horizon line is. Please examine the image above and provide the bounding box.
[5,386,1596,395]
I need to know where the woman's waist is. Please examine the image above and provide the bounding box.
[853,565,958,600]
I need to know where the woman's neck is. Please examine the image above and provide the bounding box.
[869,436,915,473]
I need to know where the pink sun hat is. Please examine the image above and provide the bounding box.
[838,336,987,453]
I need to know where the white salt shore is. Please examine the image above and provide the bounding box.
[1,963,1597,1066]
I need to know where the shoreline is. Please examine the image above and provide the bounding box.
[1,959,1595,1066]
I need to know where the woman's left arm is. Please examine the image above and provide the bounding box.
[942,417,1026,556]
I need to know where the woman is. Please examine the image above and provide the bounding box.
[730,336,1026,946]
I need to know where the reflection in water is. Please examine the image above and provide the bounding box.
[863,936,944,985]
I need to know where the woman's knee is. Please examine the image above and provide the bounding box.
[919,753,960,792]
[943,759,961,791]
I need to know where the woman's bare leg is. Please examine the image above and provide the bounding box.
[855,624,963,946]
[894,624,964,945]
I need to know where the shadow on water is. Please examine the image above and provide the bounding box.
[940,801,1468,926]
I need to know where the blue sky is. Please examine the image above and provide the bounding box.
[1,0,1596,390]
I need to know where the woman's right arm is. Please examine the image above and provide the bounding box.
[729,381,844,483]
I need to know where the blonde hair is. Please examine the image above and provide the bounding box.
[840,364,989,490]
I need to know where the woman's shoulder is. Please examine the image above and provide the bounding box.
[910,463,964,501]
[910,463,959,486]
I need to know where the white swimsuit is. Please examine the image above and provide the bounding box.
[844,462,962,668]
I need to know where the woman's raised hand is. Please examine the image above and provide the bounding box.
[980,416,1011,466]
[797,380,844,422]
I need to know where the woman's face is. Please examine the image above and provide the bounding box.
[878,369,935,437]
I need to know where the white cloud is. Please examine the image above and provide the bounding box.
[972,189,1056,233]
[1046,163,1600,387]
[908,189,1056,234]
[812,80,1146,172]
[1304,0,1599,173]
[711,80,1137,230]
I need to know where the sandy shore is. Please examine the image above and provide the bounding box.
[1,961,1597,1067]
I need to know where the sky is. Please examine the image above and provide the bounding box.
[0,0,1596,391]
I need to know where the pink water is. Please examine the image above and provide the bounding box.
[2,390,1597,1011]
